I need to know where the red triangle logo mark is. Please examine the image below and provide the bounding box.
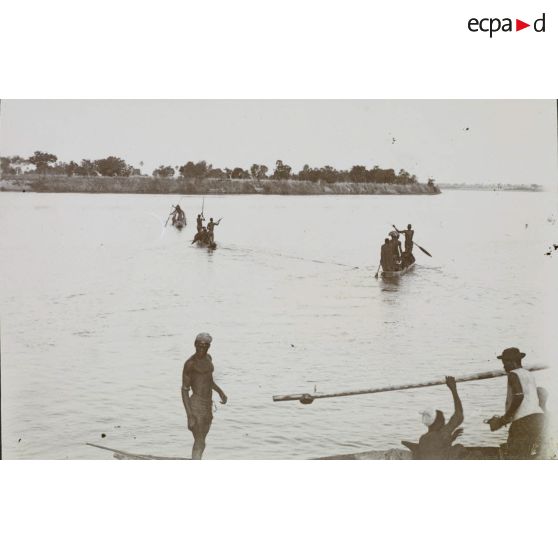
[516,19,530,31]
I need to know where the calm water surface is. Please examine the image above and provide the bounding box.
[1,191,556,458]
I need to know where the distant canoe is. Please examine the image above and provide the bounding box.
[173,217,186,230]
[381,261,415,278]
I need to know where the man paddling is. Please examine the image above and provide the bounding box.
[486,347,545,459]
[170,204,185,225]
[181,332,227,459]
[403,376,465,459]
[393,224,415,265]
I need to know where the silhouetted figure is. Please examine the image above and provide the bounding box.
[380,238,392,271]
[207,217,221,243]
[394,224,415,266]
[196,213,205,232]
[388,231,402,270]
[181,333,227,460]
[191,227,209,245]
[170,204,185,225]
[402,376,465,459]
[486,347,545,459]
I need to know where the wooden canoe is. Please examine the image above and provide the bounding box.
[318,446,502,460]
[381,261,415,278]
[173,217,186,230]
[86,442,507,460]
[196,239,217,250]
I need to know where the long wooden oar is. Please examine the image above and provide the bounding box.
[164,205,175,227]
[391,225,432,257]
[413,241,432,257]
[374,262,381,278]
[272,364,548,404]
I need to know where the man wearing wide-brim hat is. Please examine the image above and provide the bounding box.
[486,347,545,459]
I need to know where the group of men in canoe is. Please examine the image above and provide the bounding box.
[191,213,221,246]
[409,347,550,459]
[380,224,416,272]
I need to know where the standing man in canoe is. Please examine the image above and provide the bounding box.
[388,231,402,270]
[403,376,465,459]
[380,238,392,272]
[393,224,415,265]
[207,217,221,244]
[181,332,227,459]
[170,204,185,225]
[196,213,205,232]
[486,347,545,459]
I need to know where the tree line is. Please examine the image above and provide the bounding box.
[1,152,428,185]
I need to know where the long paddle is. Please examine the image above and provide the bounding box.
[164,205,175,227]
[392,225,432,257]
[272,364,548,404]
[374,262,381,278]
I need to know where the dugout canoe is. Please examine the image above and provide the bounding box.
[86,442,505,460]
[318,446,503,460]
[173,217,186,230]
[381,261,415,278]
[196,239,217,250]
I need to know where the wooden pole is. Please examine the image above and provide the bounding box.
[272,365,548,404]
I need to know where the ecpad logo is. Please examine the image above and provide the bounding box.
[468,13,546,37]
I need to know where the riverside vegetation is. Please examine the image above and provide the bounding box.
[1,153,440,195]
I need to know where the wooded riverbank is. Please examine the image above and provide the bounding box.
[0,175,441,195]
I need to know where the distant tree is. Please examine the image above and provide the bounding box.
[1,157,16,176]
[250,164,269,180]
[179,160,208,179]
[207,167,226,178]
[76,159,98,176]
[231,167,249,179]
[224,168,232,179]
[153,165,175,178]
[95,156,129,177]
[65,161,80,177]
[349,165,368,183]
[273,159,292,180]
[320,165,338,184]
[29,151,58,174]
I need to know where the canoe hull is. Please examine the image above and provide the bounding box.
[173,218,186,230]
[381,261,415,278]
[196,240,217,250]
[319,446,502,460]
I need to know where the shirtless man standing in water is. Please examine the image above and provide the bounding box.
[181,333,227,459]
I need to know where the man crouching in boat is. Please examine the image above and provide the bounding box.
[181,332,227,459]
[402,376,465,459]
[485,347,545,459]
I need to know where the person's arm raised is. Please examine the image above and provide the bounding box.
[446,376,464,431]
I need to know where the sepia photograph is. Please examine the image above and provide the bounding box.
[1,99,557,460]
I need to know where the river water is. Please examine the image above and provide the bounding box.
[1,190,556,459]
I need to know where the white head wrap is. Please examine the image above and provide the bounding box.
[420,409,437,427]
[195,332,213,344]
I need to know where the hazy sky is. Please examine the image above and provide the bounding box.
[1,100,556,186]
